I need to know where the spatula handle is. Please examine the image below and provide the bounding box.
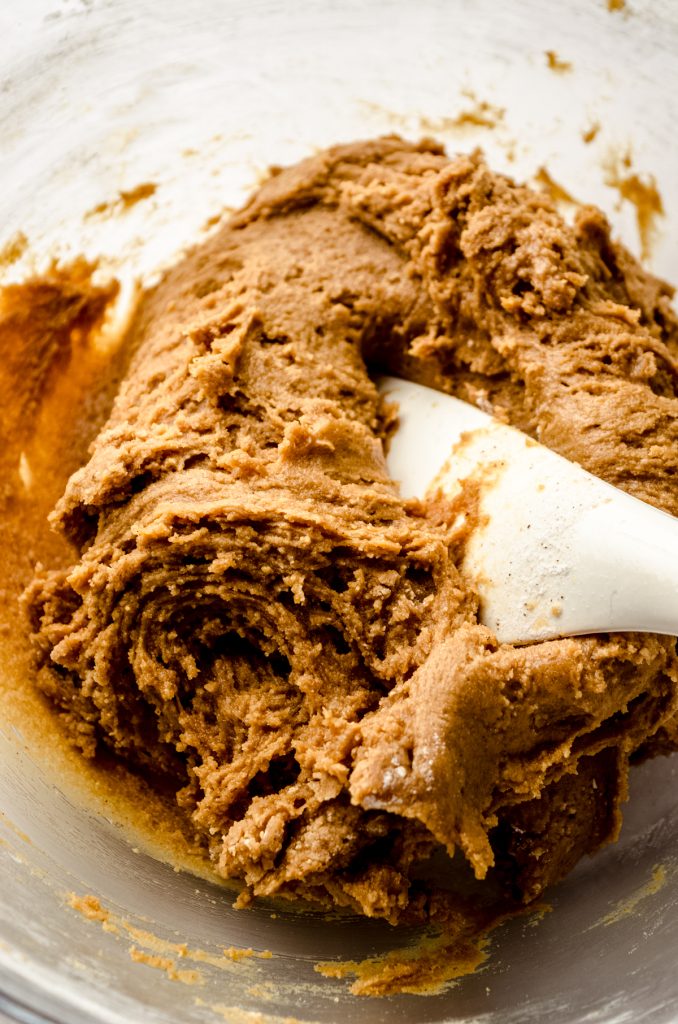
[379,375,678,645]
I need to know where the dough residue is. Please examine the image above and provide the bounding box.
[68,891,272,986]
[87,182,158,219]
[534,166,578,206]
[421,92,504,131]
[582,122,600,145]
[594,862,671,928]
[604,153,665,261]
[545,51,572,73]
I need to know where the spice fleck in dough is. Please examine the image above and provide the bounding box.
[25,138,678,923]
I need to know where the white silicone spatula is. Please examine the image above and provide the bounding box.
[379,376,678,645]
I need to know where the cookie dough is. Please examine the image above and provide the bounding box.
[26,138,678,922]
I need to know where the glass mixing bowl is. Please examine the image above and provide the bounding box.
[1,1,677,1021]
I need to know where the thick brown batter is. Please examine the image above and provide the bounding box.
[24,138,678,923]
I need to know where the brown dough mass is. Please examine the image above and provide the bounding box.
[26,138,678,923]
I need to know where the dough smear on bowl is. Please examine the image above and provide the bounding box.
[25,138,678,924]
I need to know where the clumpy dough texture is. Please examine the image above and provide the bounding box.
[26,139,678,922]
